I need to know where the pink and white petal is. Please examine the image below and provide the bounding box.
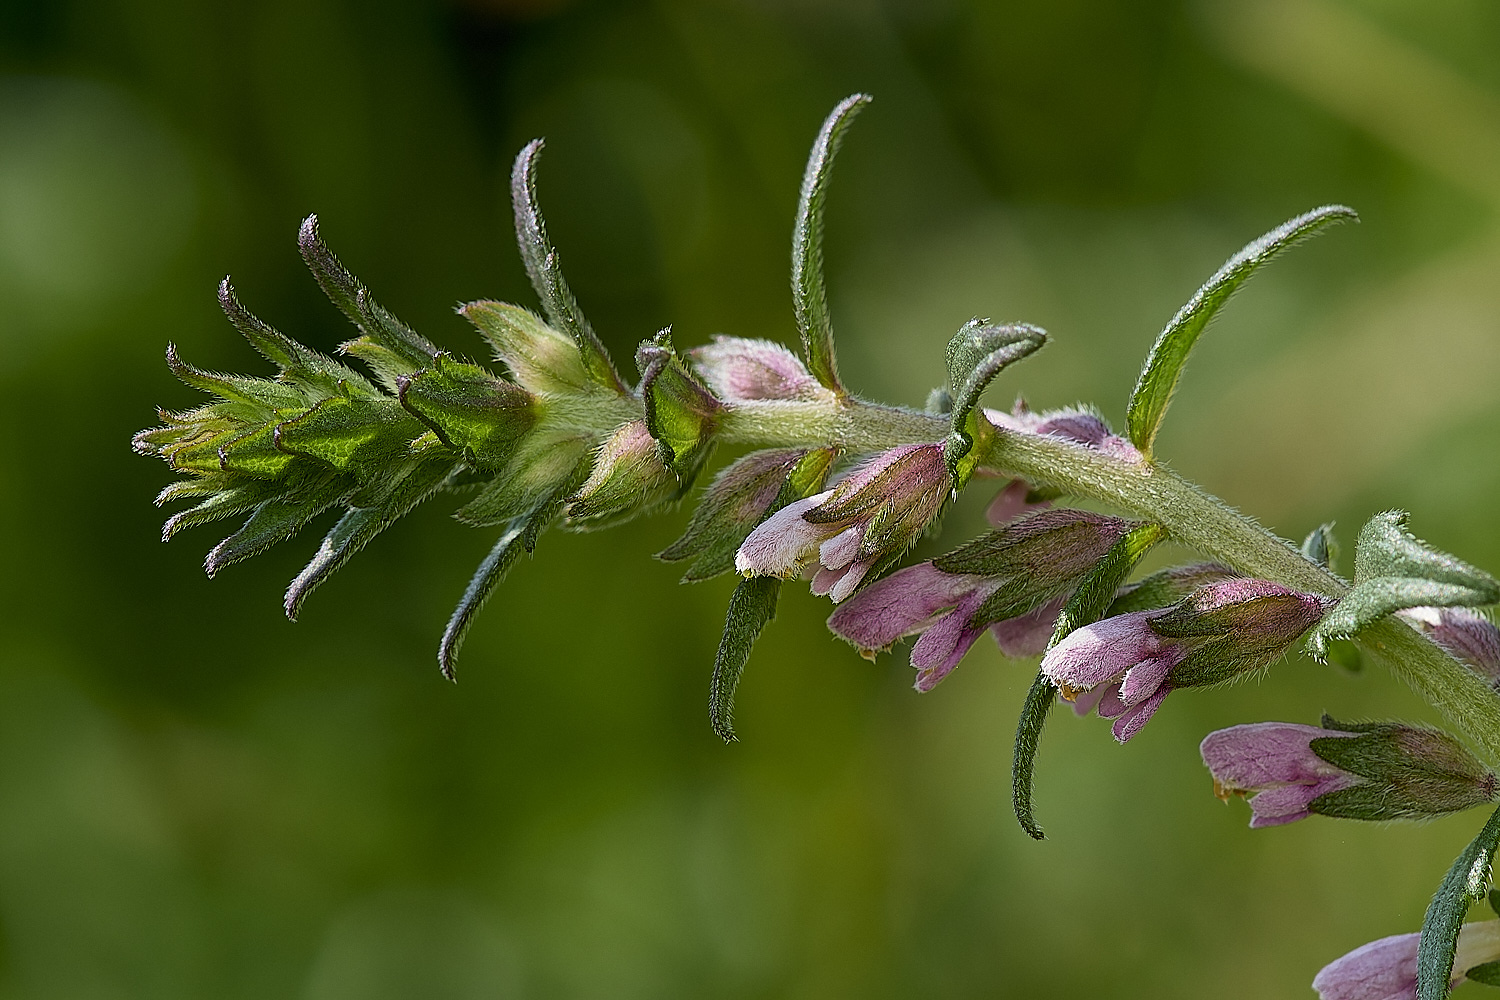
[819,525,864,571]
[1118,653,1177,706]
[911,609,986,692]
[1200,723,1355,791]
[826,558,877,603]
[735,493,832,576]
[1041,611,1165,690]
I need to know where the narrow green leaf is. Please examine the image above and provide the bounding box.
[203,477,351,578]
[943,320,1048,488]
[710,576,781,743]
[1418,803,1500,1000]
[438,468,580,680]
[1125,205,1356,458]
[509,140,627,394]
[1012,522,1164,838]
[1012,671,1057,841]
[791,94,870,396]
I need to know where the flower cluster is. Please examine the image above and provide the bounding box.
[134,95,1500,998]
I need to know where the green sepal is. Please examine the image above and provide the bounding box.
[438,460,587,680]
[1308,717,1496,821]
[396,356,536,470]
[164,344,307,420]
[659,447,835,583]
[1302,522,1340,572]
[636,329,724,488]
[510,140,627,395]
[283,452,458,621]
[710,576,781,743]
[1125,205,1356,459]
[792,94,870,397]
[1417,804,1500,1000]
[162,477,287,541]
[460,300,590,395]
[203,471,353,577]
[1467,961,1500,987]
[272,394,422,477]
[565,421,680,529]
[216,422,295,479]
[943,320,1048,489]
[1106,562,1238,616]
[452,431,592,528]
[299,215,439,390]
[217,278,378,400]
[1012,521,1164,839]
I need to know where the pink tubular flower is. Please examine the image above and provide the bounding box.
[1313,920,1500,1000]
[735,443,947,603]
[1199,723,1360,827]
[827,509,1132,689]
[1042,578,1334,742]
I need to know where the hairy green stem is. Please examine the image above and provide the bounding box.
[719,397,1500,762]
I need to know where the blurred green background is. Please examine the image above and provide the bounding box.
[3,0,1500,996]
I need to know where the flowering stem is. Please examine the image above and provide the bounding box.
[718,397,1500,761]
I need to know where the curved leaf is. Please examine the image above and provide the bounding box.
[792,94,870,396]
[1418,804,1500,1000]
[1126,205,1356,458]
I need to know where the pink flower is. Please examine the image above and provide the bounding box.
[985,402,1143,463]
[735,444,947,603]
[1313,920,1500,1000]
[1042,579,1333,742]
[826,509,1132,690]
[1199,722,1360,827]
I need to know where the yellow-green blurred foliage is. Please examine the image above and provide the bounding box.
[2,0,1500,996]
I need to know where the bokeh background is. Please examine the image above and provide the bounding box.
[3,0,1500,996]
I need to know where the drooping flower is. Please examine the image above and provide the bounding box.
[827,509,1134,690]
[1313,920,1500,1000]
[1402,606,1500,688]
[735,443,948,603]
[1203,717,1497,827]
[1042,578,1334,742]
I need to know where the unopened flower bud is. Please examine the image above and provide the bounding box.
[1042,579,1333,742]
[566,420,678,528]
[735,443,947,603]
[1313,919,1500,1000]
[460,300,593,395]
[1201,717,1496,827]
[690,336,835,403]
[984,402,1143,463]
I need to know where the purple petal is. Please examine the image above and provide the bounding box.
[910,590,989,690]
[827,562,985,650]
[735,493,834,576]
[1408,607,1500,685]
[1111,687,1168,742]
[1199,723,1354,792]
[990,596,1066,658]
[1313,932,1420,1000]
[1070,683,1111,717]
[1097,685,1128,720]
[826,559,876,603]
[1118,653,1177,706]
[1244,781,1342,828]
[1040,611,1168,691]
